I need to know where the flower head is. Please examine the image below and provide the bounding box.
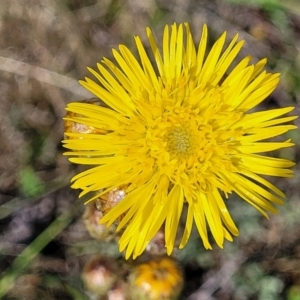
[63,23,297,259]
[128,257,183,300]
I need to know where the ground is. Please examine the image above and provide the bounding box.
[0,0,299,299]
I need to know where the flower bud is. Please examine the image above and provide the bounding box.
[97,186,128,219]
[83,202,117,241]
[64,99,107,137]
[128,257,184,300]
[106,280,128,300]
[82,255,118,296]
[145,228,166,256]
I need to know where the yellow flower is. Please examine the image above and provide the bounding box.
[128,257,183,300]
[63,23,297,259]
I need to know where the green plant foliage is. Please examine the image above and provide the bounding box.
[19,167,45,197]
[288,286,300,300]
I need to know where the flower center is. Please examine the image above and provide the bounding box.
[165,125,197,158]
[161,107,201,161]
[122,99,243,195]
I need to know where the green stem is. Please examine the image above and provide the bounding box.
[0,211,73,298]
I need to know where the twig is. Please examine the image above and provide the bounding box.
[0,56,92,98]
